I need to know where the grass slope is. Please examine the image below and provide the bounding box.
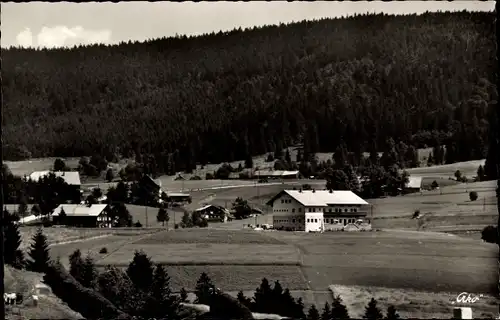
[330,284,498,319]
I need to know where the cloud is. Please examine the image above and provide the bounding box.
[16,28,34,47]
[35,26,112,48]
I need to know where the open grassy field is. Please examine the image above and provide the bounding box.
[405,159,485,178]
[5,157,81,176]
[329,285,498,319]
[19,227,114,251]
[97,243,300,266]
[79,228,497,295]
[267,230,497,294]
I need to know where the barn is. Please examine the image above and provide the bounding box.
[194,205,232,222]
[404,176,423,194]
[266,189,369,232]
[52,204,112,228]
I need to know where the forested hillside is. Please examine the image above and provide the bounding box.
[2,11,497,176]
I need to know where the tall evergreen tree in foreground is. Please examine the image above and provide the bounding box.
[145,264,179,320]
[363,298,383,320]
[26,227,51,272]
[307,304,320,320]
[126,250,155,291]
[80,254,99,289]
[321,302,331,320]
[194,272,215,305]
[4,210,25,269]
[331,295,350,319]
[384,305,400,320]
[69,249,85,284]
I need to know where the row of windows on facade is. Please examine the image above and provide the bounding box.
[274,207,358,213]
[275,218,359,224]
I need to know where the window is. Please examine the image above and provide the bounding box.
[281,200,284,204]
[298,208,302,212]
[292,219,296,223]
[312,208,316,212]
[345,209,348,212]
[292,208,295,213]
[354,208,357,212]
[328,208,332,212]
[307,218,310,223]
[314,219,318,223]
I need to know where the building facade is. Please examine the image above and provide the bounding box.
[52,204,112,228]
[267,189,369,232]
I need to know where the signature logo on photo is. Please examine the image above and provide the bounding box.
[451,292,483,305]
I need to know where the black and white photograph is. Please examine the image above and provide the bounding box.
[1,1,499,319]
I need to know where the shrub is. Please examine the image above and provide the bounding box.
[190,175,202,180]
[469,191,478,201]
[205,172,214,180]
[134,221,143,228]
[481,225,498,244]
[174,223,179,229]
[100,247,108,254]
[430,180,439,189]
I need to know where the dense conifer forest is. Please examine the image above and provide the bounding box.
[2,11,497,175]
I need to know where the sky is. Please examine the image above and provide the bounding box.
[1,1,495,49]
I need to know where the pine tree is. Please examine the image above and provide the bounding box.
[285,149,292,163]
[307,304,320,320]
[157,206,169,226]
[331,295,350,319]
[384,305,400,320]
[321,302,331,320]
[4,210,25,269]
[363,298,383,320]
[27,227,51,272]
[126,250,155,291]
[253,278,273,313]
[146,264,179,320]
[80,254,99,288]
[181,211,193,228]
[477,165,485,181]
[106,168,115,182]
[18,198,28,218]
[236,290,253,309]
[245,155,254,169]
[195,272,215,305]
[69,249,85,284]
[281,288,298,318]
[294,297,306,319]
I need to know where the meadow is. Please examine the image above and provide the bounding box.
[329,284,498,319]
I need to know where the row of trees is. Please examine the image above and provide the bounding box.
[3,213,51,273]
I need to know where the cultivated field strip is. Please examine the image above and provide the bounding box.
[135,229,287,245]
[96,243,300,266]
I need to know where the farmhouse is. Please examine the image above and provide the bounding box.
[140,175,163,197]
[52,204,112,228]
[194,204,233,222]
[404,176,423,194]
[164,192,192,204]
[266,189,369,232]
